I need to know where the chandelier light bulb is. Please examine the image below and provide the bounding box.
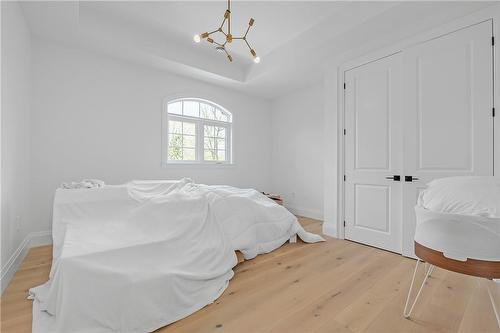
[254,56,260,64]
[193,34,201,43]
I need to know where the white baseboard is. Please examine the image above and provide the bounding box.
[29,230,52,248]
[1,230,52,295]
[322,222,338,238]
[286,205,323,221]
[1,235,31,294]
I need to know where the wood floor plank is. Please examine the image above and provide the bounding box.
[265,250,403,333]
[416,270,476,333]
[332,260,415,333]
[458,279,500,333]
[1,217,499,333]
[208,246,378,333]
[164,240,365,332]
[361,268,450,333]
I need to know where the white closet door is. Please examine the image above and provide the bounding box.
[402,21,494,257]
[344,54,403,253]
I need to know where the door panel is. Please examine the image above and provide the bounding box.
[416,45,474,171]
[345,54,403,253]
[402,21,494,257]
[354,70,391,170]
[354,184,390,232]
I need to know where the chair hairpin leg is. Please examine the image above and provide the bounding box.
[403,259,434,318]
[425,262,435,277]
[484,279,500,328]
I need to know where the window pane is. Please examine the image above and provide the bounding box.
[168,149,183,160]
[167,121,197,161]
[168,134,182,148]
[217,138,225,150]
[168,134,183,160]
[205,125,225,138]
[183,122,196,135]
[200,103,215,120]
[183,101,199,117]
[215,109,229,122]
[169,120,182,134]
[204,125,215,137]
[215,127,226,138]
[204,149,217,161]
[183,135,196,148]
[168,102,182,115]
[183,148,196,161]
[204,137,215,149]
[217,150,226,161]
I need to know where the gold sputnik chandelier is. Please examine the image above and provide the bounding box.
[193,0,260,63]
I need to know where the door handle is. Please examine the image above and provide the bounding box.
[385,175,400,181]
[405,176,420,182]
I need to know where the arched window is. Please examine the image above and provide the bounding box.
[163,98,232,164]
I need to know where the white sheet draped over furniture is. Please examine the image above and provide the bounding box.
[30,179,324,332]
[415,176,500,261]
[417,176,500,218]
[404,176,500,326]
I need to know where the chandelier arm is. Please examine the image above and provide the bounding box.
[243,38,252,50]
[220,44,232,62]
[227,0,231,36]
[219,17,227,30]
[243,25,251,38]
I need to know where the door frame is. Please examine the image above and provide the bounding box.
[336,9,498,253]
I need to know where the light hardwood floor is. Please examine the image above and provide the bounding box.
[1,217,499,333]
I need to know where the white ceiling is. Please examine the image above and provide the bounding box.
[81,1,351,60]
[20,1,495,100]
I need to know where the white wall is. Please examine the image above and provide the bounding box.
[1,2,32,287]
[30,38,272,234]
[322,68,339,236]
[270,84,324,220]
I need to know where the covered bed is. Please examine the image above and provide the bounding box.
[29,179,324,332]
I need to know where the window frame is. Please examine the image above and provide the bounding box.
[162,98,233,166]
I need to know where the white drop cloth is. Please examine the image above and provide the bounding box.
[415,176,500,262]
[30,179,324,332]
[418,176,500,218]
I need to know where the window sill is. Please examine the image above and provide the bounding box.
[162,162,236,169]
